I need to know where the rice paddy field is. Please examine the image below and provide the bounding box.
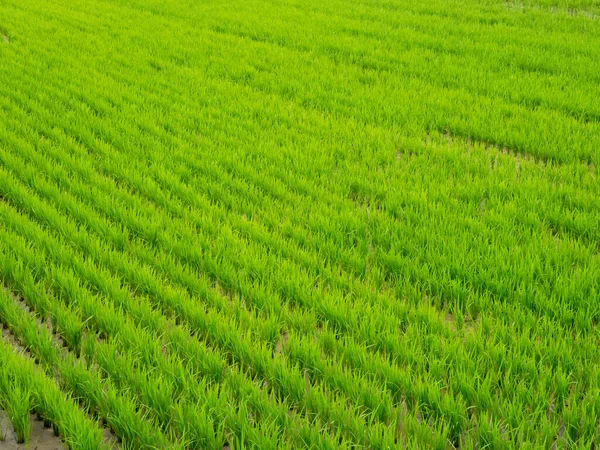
[0,0,599,448]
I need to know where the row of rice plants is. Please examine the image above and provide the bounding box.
[0,96,596,444]
[0,292,110,448]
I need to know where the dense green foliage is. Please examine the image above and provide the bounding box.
[0,0,599,448]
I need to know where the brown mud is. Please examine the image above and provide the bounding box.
[0,412,65,450]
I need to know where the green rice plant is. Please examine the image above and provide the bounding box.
[0,229,345,448]
[0,285,168,449]
[0,200,404,446]
[0,334,107,448]
[0,375,31,444]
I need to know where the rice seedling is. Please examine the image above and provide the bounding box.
[0,375,31,444]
